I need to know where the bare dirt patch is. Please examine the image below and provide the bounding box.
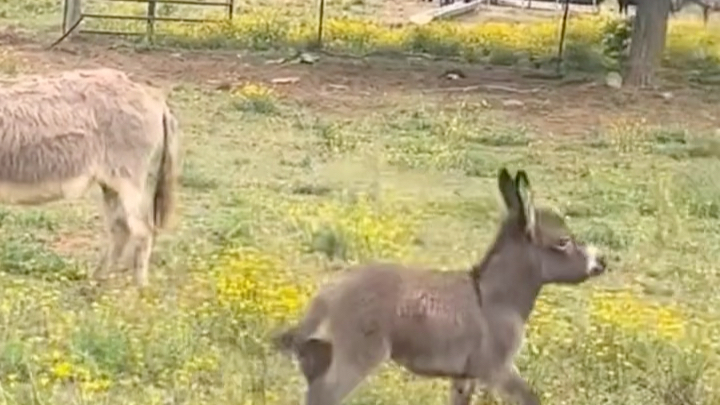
[3,32,718,137]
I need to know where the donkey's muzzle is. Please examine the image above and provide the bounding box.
[590,255,607,276]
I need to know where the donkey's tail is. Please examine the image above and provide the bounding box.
[153,106,180,230]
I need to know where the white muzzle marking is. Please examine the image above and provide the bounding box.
[584,244,602,275]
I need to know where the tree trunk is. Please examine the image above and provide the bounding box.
[623,0,671,88]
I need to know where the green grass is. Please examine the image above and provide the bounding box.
[0,0,60,33]
[1,78,720,404]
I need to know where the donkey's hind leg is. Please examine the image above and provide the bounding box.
[490,366,539,405]
[116,179,154,288]
[92,185,131,283]
[302,337,388,405]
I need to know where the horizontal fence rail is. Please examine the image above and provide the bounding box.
[54,0,234,46]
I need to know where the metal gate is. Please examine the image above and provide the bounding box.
[54,0,234,46]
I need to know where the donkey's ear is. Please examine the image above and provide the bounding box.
[514,170,536,233]
[498,168,521,212]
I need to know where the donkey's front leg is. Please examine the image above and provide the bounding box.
[492,366,540,405]
[450,378,475,405]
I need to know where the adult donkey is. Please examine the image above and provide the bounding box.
[272,168,608,405]
[0,68,180,288]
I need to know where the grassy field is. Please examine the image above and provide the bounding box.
[2,0,720,404]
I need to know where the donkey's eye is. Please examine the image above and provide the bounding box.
[555,238,573,251]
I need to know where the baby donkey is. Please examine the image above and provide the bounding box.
[273,167,608,405]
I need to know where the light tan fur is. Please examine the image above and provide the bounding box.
[0,67,181,288]
[273,168,608,405]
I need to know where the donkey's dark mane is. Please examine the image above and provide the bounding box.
[468,214,526,305]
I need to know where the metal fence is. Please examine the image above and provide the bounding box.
[54,0,234,46]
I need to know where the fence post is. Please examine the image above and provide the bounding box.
[147,0,157,41]
[316,0,326,49]
[63,0,82,35]
[555,0,570,74]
